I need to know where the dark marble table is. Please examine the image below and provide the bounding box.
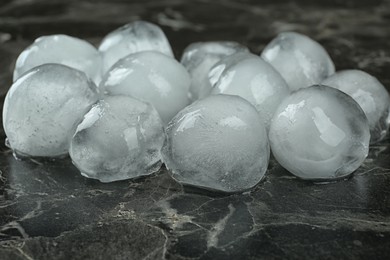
[1,0,390,259]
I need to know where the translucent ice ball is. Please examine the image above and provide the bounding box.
[322,70,390,144]
[162,94,270,193]
[69,95,165,182]
[13,34,102,84]
[261,32,335,92]
[100,51,191,124]
[99,20,174,73]
[210,52,290,130]
[180,41,249,101]
[269,85,370,180]
[3,64,100,158]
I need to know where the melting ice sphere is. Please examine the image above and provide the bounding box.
[3,64,100,158]
[180,41,249,101]
[69,95,165,182]
[210,52,290,130]
[162,94,270,193]
[322,70,390,144]
[100,51,191,124]
[99,20,174,73]
[269,85,370,180]
[261,32,335,92]
[13,34,102,84]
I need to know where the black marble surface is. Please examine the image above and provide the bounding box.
[1,0,390,259]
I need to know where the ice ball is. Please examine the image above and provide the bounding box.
[69,95,165,182]
[13,34,102,84]
[261,32,335,92]
[322,70,390,143]
[100,51,191,124]
[3,64,100,158]
[269,85,370,180]
[162,94,270,193]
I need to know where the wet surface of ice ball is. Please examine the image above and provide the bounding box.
[100,51,191,124]
[322,70,390,144]
[180,41,249,100]
[210,52,290,129]
[99,21,174,73]
[69,95,165,183]
[13,35,102,84]
[162,94,270,193]
[261,32,335,92]
[3,64,100,158]
[269,85,370,180]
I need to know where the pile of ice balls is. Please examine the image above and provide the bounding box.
[3,21,390,193]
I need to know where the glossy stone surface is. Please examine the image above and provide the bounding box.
[322,70,390,144]
[269,85,370,180]
[3,64,99,158]
[180,41,249,101]
[70,95,165,183]
[261,32,335,92]
[99,20,174,73]
[210,52,289,129]
[100,51,191,124]
[13,34,102,84]
[1,0,390,259]
[162,95,269,193]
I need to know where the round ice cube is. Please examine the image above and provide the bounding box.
[322,70,390,144]
[69,95,165,182]
[162,94,270,193]
[99,21,174,73]
[269,85,370,180]
[210,52,290,129]
[261,32,335,92]
[180,41,249,100]
[13,34,102,84]
[100,51,191,124]
[3,64,100,158]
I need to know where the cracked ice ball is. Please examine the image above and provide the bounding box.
[269,85,370,180]
[99,20,174,73]
[100,51,191,124]
[210,52,290,130]
[69,95,165,183]
[162,94,270,193]
[261,32,335,92]
[13,34,102,84]
[180,41,249,101]
[322,70,390,144]
[3,64,100,158]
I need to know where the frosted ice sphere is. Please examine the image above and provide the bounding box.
[100,51,191,124]
[69,95,165,182]
[322,70,390,144]
[99,21,174,73]
[3,64,100,158]
[210,52,290,129]
[180,41,249,100]
[162,94,270,193]
[261,32,335,92]
[13,34,102,84]
[269,85,370,180]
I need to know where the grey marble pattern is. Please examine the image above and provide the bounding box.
[1,0,390,259]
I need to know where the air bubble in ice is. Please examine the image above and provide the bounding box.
[162,94,270,193]
[269,85,370,180]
